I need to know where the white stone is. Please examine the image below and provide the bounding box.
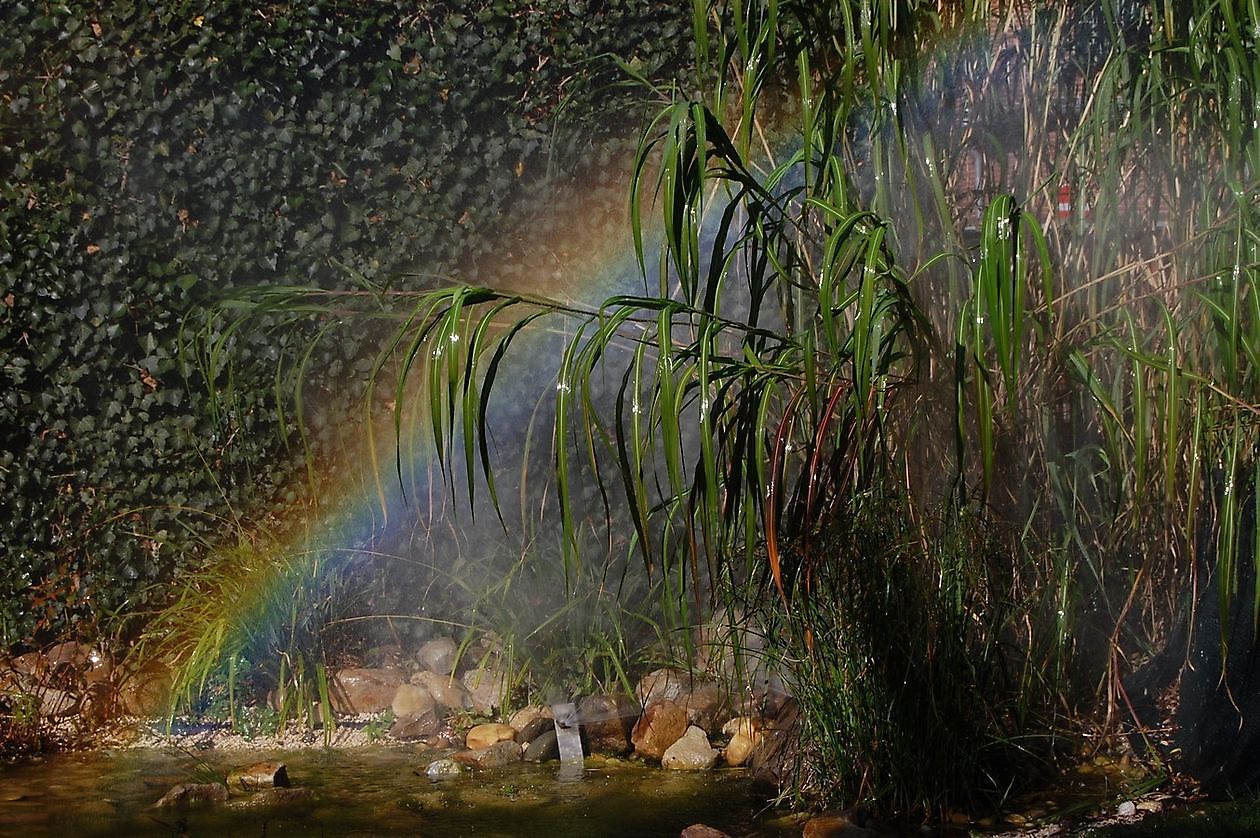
[661,725,718,770]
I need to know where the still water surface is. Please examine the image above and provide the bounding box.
[0,746,792,836]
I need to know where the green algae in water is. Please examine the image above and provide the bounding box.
[0,748,790,837]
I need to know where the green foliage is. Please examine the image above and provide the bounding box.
[133,525,362,735]
[361,708,395,742]
[0,0,692,648]
[789,500,1039,811]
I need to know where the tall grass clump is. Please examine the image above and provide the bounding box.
[133,524,360,736]
[173,0,1256,816]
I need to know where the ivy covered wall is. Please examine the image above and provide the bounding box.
[0,0,691,647]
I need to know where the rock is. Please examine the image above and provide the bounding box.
[226,761,290,791]
[802,815,877,838]
[723,732,758,767]
[426,758,464,781]
[631,699,688,760]
[38,687,79,718]
[635,667,691,706]
[453,739,522,769]
[680,825,731,838]
[721,717,763,766]
[417,637,460,675]
[154,783,229,808]
[116,660,172,717]
[44,641,93,672]
[466,722,517,750]
[461,667,508,713]
[523,728,560,762]
[331,667,404,714]
[509,705,550,734]
[748,697,801,787]
[10,651,45,678]
[366,644,406,669]
[662,725,718,770]
[515,714,552,745]
[411,670,472,710]
[578,693,638,753]
[390,706,441,740]
[680,681,727,732]
[80,680,117,725]
[392,683,436,718]
[83,652,113,686]
[229,787,316,809]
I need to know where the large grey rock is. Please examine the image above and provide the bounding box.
[523,728,560,762]
[461,667,509,713]
[390,706,441,740]
[631,699,688,760]
[411,670,472,710]
[331,667,404,714]
[662,725,718,770]
[578,692,638,754]
[416,637,459,675]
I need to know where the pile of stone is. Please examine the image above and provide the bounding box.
[384,661,796,781]
[154,759,316,810]
[0,623,798,783]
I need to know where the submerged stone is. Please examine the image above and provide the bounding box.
[154,782,229,808]
[680,825,732,838]
[226,760,290,791]
[425,757,463,781]
[228,787,316,809]
[453,739,522,769]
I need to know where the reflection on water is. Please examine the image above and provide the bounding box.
[0,747,790,837]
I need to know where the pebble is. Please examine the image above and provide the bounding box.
[426,758,463,781]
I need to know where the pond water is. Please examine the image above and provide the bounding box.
[0,747,795,837]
